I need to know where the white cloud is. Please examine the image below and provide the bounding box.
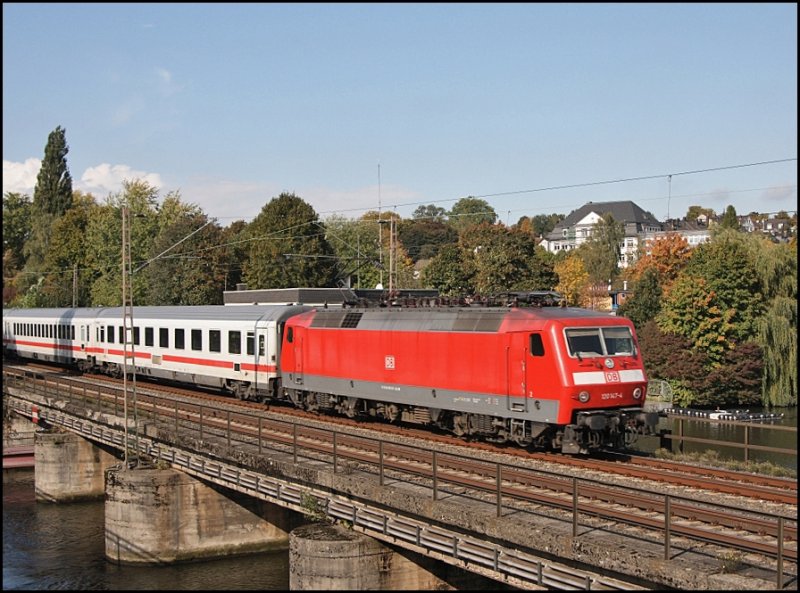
[3,158,41,195]
[81,163,163,195]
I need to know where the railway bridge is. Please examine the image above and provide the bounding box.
[2,366,795,590]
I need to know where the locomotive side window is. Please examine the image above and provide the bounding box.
[159,328,169,348]
[191,329,202,351]
[286,327,293,343]
[529,333,545,357]
[228,331,241,354]
[175,328,185,350]
[209,330,221,353]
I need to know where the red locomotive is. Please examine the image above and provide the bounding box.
[280,304,658,454]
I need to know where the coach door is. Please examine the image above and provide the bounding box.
[253,320,271,392]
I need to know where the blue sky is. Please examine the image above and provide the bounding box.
[3,3,797,225]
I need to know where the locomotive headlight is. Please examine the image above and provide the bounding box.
[577,390,590,403]
[632,387,643,400]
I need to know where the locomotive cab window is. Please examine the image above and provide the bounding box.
[529,333,545,357]
[565,327,635,358]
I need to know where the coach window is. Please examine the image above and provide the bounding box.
[106,325,113,343]
[228,331,241,355]
[133,327,140,346]
[529,333,545,357]
[145,327,154,347]
[159,327,169,348]
[191,329,202,351]
[246,332,255,356]
[175,328,185,350]
[209,330,221,353]
[119,326,124,344]
[259,335,265,357]
[100,326,105,342]
[71,325,75,340]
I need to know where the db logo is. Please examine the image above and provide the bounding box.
[604,371,620,383]
[385,355,395,370]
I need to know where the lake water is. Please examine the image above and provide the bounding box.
[634,405,797,472]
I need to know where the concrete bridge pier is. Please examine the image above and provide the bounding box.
[289,522,502,590]
[34,431,118,502]
[105,467,293,565]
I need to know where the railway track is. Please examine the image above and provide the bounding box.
[4,362,797,572]
[5,361,796,506]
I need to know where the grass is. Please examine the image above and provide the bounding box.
[653,448,796,479]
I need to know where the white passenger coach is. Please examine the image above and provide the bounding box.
[2,305,311,401]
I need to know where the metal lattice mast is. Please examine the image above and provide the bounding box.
[121,205,138,467]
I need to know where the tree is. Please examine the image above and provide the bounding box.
[750,239,797,407]
[3,192,32,303]
[554,254,590,307]
[578,213,624,308]
[398,218,458,262]
[629,233,692,287]
[421,243,472,295]
[448,197,497,234]
[412,204,447,222]
[685,205,715,221]
[33,126,73,216]
[616,267,662,329]
[242,193,338,289]
[459,224,555,294]
[720,205,739,230]
[39,192,99,307]
[83,180,161,306]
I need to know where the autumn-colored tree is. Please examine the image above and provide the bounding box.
[629,232,692,286]
[554,254,589,306]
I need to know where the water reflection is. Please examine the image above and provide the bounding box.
[635,406,797,472]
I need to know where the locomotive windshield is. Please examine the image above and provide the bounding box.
[564,326,635,358]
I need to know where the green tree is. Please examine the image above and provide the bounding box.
[448,197,497,234]
[34,126,73,216]
[720,205,739,229]
[324,214,383,289]
[617,267,662,329]
[84,180,161,306]
[145,208,224,305]
[412,204,447,222]
[39,192,100,307]
[751,239,797,407]
[580,213,624,287]
[242,193,338,289]
[421,243,472,295]
[2,192,32,304]
[398,218,458,262]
